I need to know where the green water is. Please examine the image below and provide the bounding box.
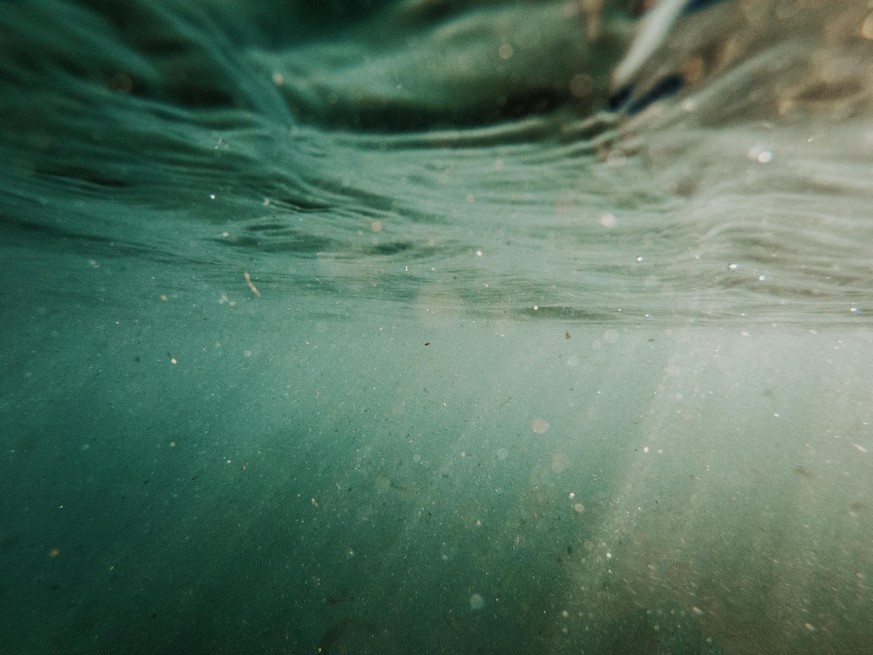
[2,1,873,653]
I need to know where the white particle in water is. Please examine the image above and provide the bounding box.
[748,144,773,163]
[599,212,616,228]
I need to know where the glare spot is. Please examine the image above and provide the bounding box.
[599,212,616,228]
[748,144,773,163]
[531,418,549,434]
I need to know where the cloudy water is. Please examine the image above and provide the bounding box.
[2,1,873,653]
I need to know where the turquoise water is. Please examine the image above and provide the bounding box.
[3,1,873,653]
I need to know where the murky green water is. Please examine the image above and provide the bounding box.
[3,1,873,653]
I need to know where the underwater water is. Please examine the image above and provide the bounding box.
[3,0,873,652]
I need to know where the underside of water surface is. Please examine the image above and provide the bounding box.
[2,1,873,653]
